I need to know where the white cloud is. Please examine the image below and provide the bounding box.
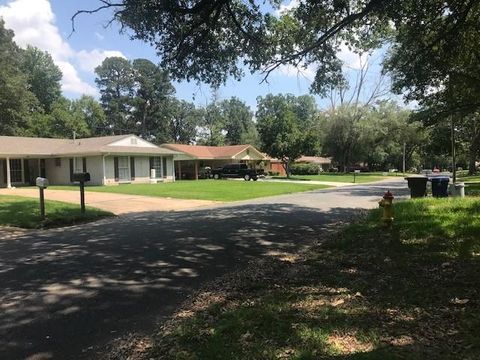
[337,44,365,70]
[276,63,315,81]
[76,49,126,73]
[94,32,104,41]
[0,0,124,96]
[277,0,301,16]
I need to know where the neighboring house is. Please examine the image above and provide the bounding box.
[0,135,179,188]
[296,156,333,171]
[160,144,269,179]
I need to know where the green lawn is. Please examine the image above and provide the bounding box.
[273,172,396,183]
[466,183,480,196]
[0,195,112,229]
[48,180,330,202]
[142,197,480,359]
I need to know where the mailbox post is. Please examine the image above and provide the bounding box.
[72,173,90,214]
[353,169,361,183]
[35,177,49,220]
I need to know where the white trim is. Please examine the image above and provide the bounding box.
[6,157,11,188]
[102,155,106,185]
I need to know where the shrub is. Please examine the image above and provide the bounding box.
[290,163,321,175]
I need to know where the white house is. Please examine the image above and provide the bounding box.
[0,134,180,188]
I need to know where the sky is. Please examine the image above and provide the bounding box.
[0,0,391,110]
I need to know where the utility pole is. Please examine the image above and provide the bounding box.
[451,116,456,183]
[403,142,406,175]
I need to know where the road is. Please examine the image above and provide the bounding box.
[0,180,408,359]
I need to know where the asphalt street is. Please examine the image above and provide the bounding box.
[0,180,408,359]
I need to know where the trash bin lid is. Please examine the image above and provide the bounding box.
[429,175,450,181]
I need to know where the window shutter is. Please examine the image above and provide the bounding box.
[69,158,74,182]
[130,157,135,180]
[23,159,30,184]
[40,159,46,178]
[163,157,167,177]
[114,156,119,181]
[2,160,7,184]
[82,157,87,172]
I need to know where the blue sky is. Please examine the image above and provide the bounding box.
[0,0,391,110]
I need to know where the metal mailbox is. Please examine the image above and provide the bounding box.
[35,177,49,189]
[72,172,91,182]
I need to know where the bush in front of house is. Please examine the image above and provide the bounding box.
[290,163,321,175]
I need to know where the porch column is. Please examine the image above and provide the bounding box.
[172,157,176,181]
[6,157,11,188]
[102,155,106,185]
[195,161,199,180]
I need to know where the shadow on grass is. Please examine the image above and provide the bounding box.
[0,196,112,229]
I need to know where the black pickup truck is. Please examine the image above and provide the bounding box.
[211,163,258,181]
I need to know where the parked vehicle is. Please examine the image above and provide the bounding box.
[211,163,258,181]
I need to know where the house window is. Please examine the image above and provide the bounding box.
[74,158,83,173]
[152,157,163,178]
[9,159,22,183]
[117,156,130,181]
[55,158,61,167]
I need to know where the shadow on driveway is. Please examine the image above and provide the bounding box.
[0,180,409,359]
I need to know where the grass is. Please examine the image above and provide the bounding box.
[0,195,112,229]
[466,183,480,196]
[273,172,395,183]
[47,180,330,202]
[139,197,480,359]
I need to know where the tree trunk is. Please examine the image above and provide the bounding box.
[283,160,290,178]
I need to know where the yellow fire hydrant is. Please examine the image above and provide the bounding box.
[378,190,394,225]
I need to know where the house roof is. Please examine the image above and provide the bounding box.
[161,143,268,160]
[0,135,179,157]
[297,156,332,164]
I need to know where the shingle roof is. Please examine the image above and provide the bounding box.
[0,135,178,157]
[161,143,268,160]
[297,156,332,164]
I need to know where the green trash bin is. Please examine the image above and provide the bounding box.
[405,176,428,198]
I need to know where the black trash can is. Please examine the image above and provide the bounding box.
[430,176,450,197]
[405,176,428,198]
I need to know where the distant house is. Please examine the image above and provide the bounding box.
[267,156,333,177]
[296,156,333,171]
[161,144,269,179]
[0,135,179,188]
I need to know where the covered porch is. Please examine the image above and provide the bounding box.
[0,157,47,188]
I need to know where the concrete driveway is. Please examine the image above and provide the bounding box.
[0,188,219,214]
[0,180,408,359]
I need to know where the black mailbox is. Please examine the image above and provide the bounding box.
[72,172,91,182]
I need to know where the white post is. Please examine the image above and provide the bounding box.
[160,156,163,180]
[172,156,176,181]
[6,157,11,188]
[102,155,106,185]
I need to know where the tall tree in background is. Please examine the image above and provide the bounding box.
[95,56,135,134]
[72,95,108,136]
[0,20,37,136]
[256,94,318,177]
[20,46,62,112]
[132,58,175,141]
[169,99,202,144]
[219,97,255,145]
